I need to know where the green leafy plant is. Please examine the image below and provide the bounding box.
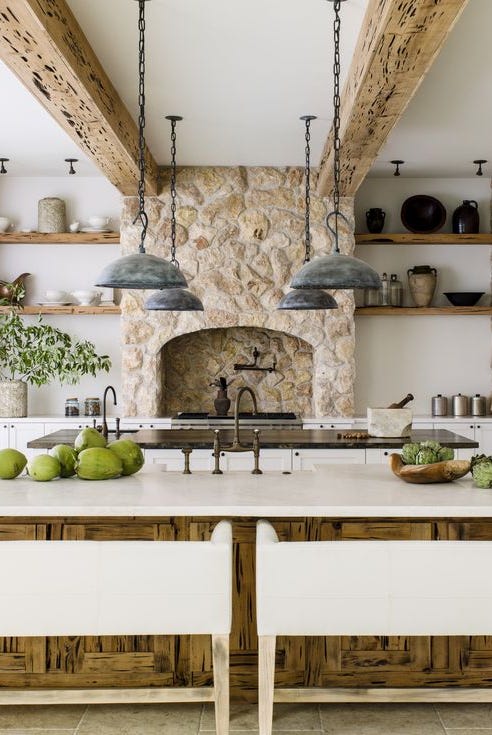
[0,311,111,387]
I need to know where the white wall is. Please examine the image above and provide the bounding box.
[0,177,124,416]
[354,177,492,415]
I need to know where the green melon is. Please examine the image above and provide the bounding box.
[27,454,61,482]
[0,448,27,479]
[107,439,144,476]
[74,427,107,452]
[76,447,123,480]
[50,444,77,478]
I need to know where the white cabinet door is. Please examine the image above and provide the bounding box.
[365,448,396,464]
[9,423,46,459]
[144,449,212,472]
[474,423,492,455]
[292,448,365,470]
[0,423,9,450]
[44,421,90,434]
[433,421,476,460]
[217,449,292,473]
[124,420,172,430]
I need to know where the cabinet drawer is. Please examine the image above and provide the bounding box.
[292,448,365,470]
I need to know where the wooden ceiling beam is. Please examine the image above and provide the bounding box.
[316,0,471,197]
[0,0,159,195]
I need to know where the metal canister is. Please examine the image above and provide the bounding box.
[431,394,448,417]
[452,393,470,417]
[471,394,487,417]
[364,287,381,307]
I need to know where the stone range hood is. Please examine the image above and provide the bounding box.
[120,167,355,418]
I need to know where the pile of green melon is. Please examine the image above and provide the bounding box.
[0,428,144,482]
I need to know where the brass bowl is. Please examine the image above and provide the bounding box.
[389,453,470,484]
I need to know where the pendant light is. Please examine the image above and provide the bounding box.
[144,116,204,311]
[291,0,380,292]
[95,0,187,291]
[277,116,337,311]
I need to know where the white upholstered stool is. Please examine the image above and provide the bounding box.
[0,520,232,735]
[256,519,492,735]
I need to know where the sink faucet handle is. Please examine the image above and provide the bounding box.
[252,429,262,475]
[115,417,120,439]
[212,429,223,475]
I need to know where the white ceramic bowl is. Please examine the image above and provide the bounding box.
[88,216,109,229]
[45,290,70,303]
[72,290,102,306]
[0,217,10,233]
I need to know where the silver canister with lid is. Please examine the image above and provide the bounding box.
[389,273,403,307]
[452,393,470,417]
[380,272,390,306]
[471,394,487,417]
[431,394,448,416]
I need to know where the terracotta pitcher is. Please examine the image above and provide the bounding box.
[407,265,437,307]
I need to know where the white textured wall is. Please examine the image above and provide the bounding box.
[354,177,492,415]
[0,177,123,416]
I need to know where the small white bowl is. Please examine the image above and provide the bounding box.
[0,217,10,233]
[88,216,109,229]
[72,289,102,306]
[45,290,70,303]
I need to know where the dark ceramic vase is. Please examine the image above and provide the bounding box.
[452,200,479,234]
[366,208,385,234]
[214,391,231,416]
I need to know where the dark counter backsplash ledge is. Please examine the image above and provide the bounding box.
[28,428,479,450]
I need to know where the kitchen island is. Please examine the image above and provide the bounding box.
[1,462,492,700]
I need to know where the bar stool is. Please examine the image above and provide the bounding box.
[0,520,233,735]
[256,519,492,735]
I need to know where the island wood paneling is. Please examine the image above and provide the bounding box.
[0,517,492,701]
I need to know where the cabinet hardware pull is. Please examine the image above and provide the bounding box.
[295,451,299,456]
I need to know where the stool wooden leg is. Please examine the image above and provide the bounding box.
[212,634,229,735]
[259,635,276,735]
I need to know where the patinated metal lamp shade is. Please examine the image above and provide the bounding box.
[96,253,188,289]
[277,289,337,310]
[291,253,381,290]
[144,288,204,311]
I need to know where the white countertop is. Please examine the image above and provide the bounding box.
[0,464,492,518]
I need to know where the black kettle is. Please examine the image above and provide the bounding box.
[452,200,479,234]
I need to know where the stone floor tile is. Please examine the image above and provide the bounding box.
[78,704,202,735]
[0,705,85,729]
[200,702,321,731]
[320,703,444,734]
[436,703,492,729]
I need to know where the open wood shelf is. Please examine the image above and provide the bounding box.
[0,232,120,244]
[355,233,492,245]
[0,305,121,315]
[356,306,492,316]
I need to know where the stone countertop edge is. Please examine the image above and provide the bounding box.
[27,428,479,450]
[0,464,491,518]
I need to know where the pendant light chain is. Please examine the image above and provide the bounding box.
[332,0,342,254]
[169,118,178,267]
[135,0,148,254]
[303,117,312,263]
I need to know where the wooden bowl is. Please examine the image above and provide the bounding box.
[401,195,446,233]
[389,453,470,484]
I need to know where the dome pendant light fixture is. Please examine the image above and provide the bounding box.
[95,0,187,291]
[145,117,204,311]
[277,116,337,311]
[291,0,380,293]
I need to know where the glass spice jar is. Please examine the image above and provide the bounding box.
[65,398,80,417]
[84,397,101,417]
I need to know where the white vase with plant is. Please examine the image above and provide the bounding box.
[0,286,111,417]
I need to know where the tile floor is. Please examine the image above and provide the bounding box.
[0,702,491,734]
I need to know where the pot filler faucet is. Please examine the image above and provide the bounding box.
[212,386,262,475]
[101,385,117,439]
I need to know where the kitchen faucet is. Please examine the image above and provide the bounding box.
[212,386,262,475]
[101,385,117,439]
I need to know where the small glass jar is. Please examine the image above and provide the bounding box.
[65,398,80,417]
[84,397,101,417]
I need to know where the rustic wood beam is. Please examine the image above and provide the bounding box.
[0,0,159,195]
[317,0,471,197]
